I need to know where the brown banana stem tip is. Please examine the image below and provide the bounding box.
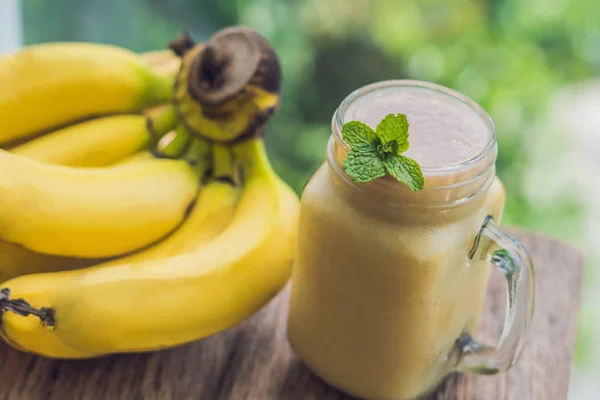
[188,26,281,107]
[168,31,196,58]
[0,288,55,327]
[172,26,282,144]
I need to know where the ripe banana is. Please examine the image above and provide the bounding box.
[0,241,100,284]
[0,138,299,358]
[0,150,201,258]
[0,42,173,145]
[11,105,177,167]
[115,150,154,166]
[0,285,100,359]
[142,49,181,79]
[101,144,239,264]
[0,128,184,283]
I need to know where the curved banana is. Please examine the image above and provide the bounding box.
[0,42,173,145]
[0,244,103,358]
[141,49,181,79]
[0,150,201,258]
[0,284,100,359]
[0,138,299,358]
[100,144,239,264]
[0,241,101,284]
[0,131,184,284]
[11,105,177,167]
[114,150,154,166]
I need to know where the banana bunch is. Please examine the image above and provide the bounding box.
[0,42,186,277]
[0,27,300,359]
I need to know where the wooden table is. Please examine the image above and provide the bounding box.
[0,230,585,400]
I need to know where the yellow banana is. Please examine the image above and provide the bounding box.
[100,144,239,264]
[0,244,108,357]
[10,105,177,167]
[0,283,100,358]
[0,138,299,358]
[0,150,201,258]
[0,144,236,359]
[0,132,183,283]
[141,49,181,79]
[0,241,101,284]
[0,42,173,145]
[115,150,154,166]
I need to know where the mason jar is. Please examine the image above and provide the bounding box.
[286,80,535,400]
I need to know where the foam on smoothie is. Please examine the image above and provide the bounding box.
[344,86,489,168]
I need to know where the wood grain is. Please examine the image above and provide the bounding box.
[0,230,585,400]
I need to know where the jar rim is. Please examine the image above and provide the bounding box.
[332,79,497,176]
[327,136,497,209]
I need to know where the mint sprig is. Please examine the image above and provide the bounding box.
[341,113,424,191]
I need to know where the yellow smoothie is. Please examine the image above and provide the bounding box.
[287,81,505,400]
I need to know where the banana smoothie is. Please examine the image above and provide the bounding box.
[287,81,515,400]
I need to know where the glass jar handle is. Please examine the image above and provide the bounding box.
[457,215,535,374]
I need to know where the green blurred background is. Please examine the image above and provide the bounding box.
[3,0,599,397]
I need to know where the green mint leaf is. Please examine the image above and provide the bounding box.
[382,154,424,191]
[341,112,424,189]
[343,148,386,183]
[380,140,398,155]
[342,121,377,149]
[376,113,409,153]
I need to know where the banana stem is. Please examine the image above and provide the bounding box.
[0,288,54,327]
[154,124,192,159]
[143,73,174,105]
[147,105,178,138]
[231,137,275,181]
[211,144,235,180]
[182,138,212,179]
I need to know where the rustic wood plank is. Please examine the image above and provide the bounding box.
[0,230,585,400]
